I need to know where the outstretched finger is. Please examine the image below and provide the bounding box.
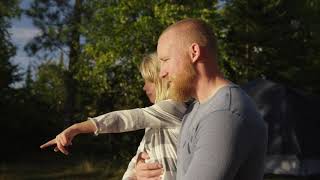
[56,141,69,155]
[40,139,56,149]
[59,134,68,146]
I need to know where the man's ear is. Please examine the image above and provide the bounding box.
[189,43,200,63]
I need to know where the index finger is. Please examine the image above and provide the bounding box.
[40,139,56,149]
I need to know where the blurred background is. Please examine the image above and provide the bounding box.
[1,0,319,179]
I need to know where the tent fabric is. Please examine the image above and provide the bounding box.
[241,79,320,175]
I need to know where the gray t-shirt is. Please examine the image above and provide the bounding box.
[177,85,267,180]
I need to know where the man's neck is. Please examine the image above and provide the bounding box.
[194,75,231,103]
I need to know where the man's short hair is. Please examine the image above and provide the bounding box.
[162,18,218,56]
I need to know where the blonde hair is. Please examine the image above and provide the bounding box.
[139,52,169,103]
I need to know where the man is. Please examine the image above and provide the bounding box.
[136,18,267,180]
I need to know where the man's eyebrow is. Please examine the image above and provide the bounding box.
[159,57,169,61]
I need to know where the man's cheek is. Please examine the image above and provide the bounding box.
[168,67,175,77]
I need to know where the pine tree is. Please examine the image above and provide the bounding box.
[0,0,21,89]
[25,0,85,123]
[25,64,33,90]
[222,0,320,93]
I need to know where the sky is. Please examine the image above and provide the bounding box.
[9,0,66,88]
[9,0,78,88]
[9,0,43,87]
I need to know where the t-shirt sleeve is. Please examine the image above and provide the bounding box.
[182,110,251,180]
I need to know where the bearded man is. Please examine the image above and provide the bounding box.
[136,18,267,180]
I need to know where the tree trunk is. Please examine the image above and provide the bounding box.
[64,0,82,125]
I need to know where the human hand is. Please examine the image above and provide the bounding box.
[135,152,163,180]
[40,125,78,155]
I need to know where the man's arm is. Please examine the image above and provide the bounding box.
[182,111,250,180]
[122,137,163,180]
[135,152,163,180]
[122,135,147,180]
[123,154,139,180]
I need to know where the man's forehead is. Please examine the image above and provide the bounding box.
[158,32,170,47]
[157,34,171,55]
[159,28,176,41]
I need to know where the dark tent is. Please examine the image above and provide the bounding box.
[241,79,320,176]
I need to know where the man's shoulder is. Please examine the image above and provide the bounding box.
[201,86,265,132]
[195,85,262,125]
[205,85,258,115]
[200,109,241,126]
[199,85,239,113]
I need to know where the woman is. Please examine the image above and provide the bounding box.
[40,53,186,180]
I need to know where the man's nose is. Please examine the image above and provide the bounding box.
[159,67,168,79]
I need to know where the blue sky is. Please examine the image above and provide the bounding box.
[9,0,76,88]
[10,0,38,73]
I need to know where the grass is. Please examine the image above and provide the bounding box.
[1,152,318,180]
[0,152,127,180]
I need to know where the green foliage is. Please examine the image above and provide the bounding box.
[0,0,21,88]
[24,0,77,56]
[24,64,33,89]
[32,60,67,112]
[25,0,87,124]
[222,0,320,93]
[80,0,221,110]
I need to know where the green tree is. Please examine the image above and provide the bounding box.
[72,0,224,160]
[32,60,66,112]
[222,0,320,93]
[81,0,221,110]
[24,64,33,89]
[25,0,87,123]
[0,0,21,89]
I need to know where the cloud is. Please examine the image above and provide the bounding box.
[9,27,41,47]
[8,27,40,70]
